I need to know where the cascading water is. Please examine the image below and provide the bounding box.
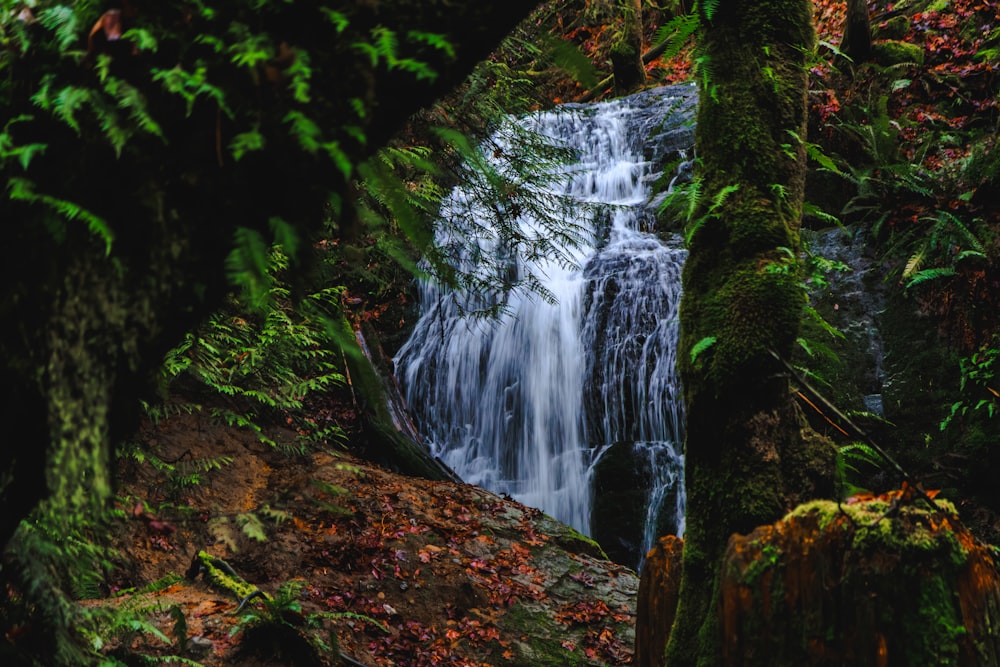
[394,85,697,567]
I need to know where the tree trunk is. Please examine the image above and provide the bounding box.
[612,0,646,96]
[664,1,835,664]
[636,535,683,667]
[840,0,873,66]
[721,497,1000,666]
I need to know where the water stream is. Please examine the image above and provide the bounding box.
[394,85,697,566]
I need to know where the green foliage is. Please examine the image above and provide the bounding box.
[834,442,884,499]
[940,335,1000,430]
[230,579,388,665]
[689,335,717,363]
[541,35,599,89]
[0,505,126,666]
[899,210,988,289]
[651,11,700,63]
[659,171,739,246]
[206,511,283,551]
[152,247,346,453]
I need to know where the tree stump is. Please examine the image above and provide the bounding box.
[635,535,684,667]
[720,493,1000,666]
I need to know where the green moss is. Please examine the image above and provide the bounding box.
[534,513,608,560]
[873,15,911,40]
[903,574,965,665]
[787,498,966,571]
[743,543,781,584]
[501,603,588,667]
[872,40,925,67]
[189,550,260,601]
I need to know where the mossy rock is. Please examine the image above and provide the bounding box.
[872,39,925,67]
[873,15,911,40]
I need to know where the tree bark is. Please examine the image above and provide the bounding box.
[840,0,873,66]
[636,535,683,667]
[721,498,1000,666]
[664,1,834,663]
[612,0,647,96]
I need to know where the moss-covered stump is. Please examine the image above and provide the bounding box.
[635,535,683,667]
[719,494,1000,666]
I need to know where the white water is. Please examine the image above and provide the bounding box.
[395,86,695,562]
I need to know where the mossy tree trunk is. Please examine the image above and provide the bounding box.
[612,0,646,96]
[721,499,1000,666]
[665,2,834,664]
[841,0,873,65]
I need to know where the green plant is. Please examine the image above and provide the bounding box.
[149,247,346,454]
[898,210,988,289]
[941,335,1000,430]
[835,442,885,500]
[230,579,388,666]
[85,576,204,667]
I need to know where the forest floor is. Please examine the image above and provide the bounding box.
[95,407,638,667]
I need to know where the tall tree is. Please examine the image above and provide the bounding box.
[665,1,834,664]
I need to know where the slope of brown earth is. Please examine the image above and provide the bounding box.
[92,412,636,666]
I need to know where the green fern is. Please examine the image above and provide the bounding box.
[905,267,956,288]
[835,442,884,499]
[8,177,114,254]
[35,5,81,52]
[689,335,717,363]
[542,35,598,88]
[701,0,721,22]
[651,11,700,63]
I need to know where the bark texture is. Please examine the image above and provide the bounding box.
[665,1,834,664]
[635,535,683,667]
[841,0,873,65]
[721,497,1000,666]
[612,0,647,96]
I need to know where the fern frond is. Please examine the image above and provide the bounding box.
[651,12,699,62]
[905,267,956,288]
[701,0,721,22]
[541,35,598,88]
[36,5,80,52]
[7,177,114,254]
[407,31,456,60]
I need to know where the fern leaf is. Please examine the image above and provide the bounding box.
[702,0,721,22]
[320,9,350,33]
[542,35,598,89]
[236,513,268,542]
[905,267,956,288]
[283,110,321,153]
[902,247,925,279]
[407,30,456,60]
[226,227,272,308]
[230,129,265,161]
[651,12,699,62]
[36,5,80,52]
[690,335,717,362]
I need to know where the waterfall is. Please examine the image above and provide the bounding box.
[394,85,696,566]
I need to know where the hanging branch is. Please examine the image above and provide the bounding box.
[769,349,943,512]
